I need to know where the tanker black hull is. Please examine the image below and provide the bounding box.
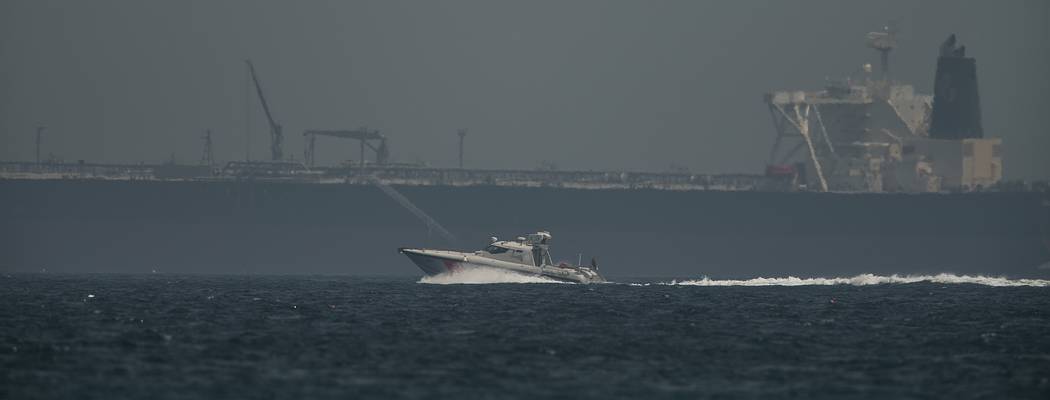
[3,180,1048,278]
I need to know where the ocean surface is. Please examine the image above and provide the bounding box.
[2,271,1049,399]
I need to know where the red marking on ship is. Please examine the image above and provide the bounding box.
[442,260,461,272]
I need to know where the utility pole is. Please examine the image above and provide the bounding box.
[244,62,252,162]
[304,134,316,166]
[200,129,214,166]
[457,128,467,168]
[35,126,45,164]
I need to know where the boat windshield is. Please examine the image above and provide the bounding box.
[484,245,510,254]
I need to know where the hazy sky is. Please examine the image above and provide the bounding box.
[2,0,1048,179]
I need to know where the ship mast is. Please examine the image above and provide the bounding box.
[865,23,898,80]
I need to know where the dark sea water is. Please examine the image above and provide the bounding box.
[2,272,1049,399]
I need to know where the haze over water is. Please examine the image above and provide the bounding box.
[2,2,1049,397]
[2,0,1048,179]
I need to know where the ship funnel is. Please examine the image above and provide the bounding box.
[930,34,983,139]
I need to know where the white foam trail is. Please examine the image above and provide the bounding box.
[419,267,566,285]
[665,273,1050,287]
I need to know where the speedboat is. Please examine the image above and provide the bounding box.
[399,231,605,283]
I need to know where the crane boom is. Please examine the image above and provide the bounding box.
[245,59,284,161]
[302,129,390,166]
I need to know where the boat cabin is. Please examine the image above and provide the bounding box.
[479,231,554,267]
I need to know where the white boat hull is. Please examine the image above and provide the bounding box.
[399,248,604,284]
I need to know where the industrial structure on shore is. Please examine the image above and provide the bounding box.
[6,29,1026,194]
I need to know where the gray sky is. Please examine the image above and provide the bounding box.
[2,0,1048,179]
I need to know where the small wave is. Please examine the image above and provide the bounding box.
[665,273,1050,287]
[419,267,566,285]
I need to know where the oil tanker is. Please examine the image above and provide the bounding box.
[2,176,1047,278]
[2,30,1048,278]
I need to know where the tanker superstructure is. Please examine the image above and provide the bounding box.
[764,29,1001,193]
[2,28,1048,278]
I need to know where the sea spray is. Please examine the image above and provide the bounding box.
[665,273,1050,287]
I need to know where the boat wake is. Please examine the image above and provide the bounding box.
[662,273,1050,287]
[419,267,567,285]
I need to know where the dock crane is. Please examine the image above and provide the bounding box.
[303,128,388,167]
[245,59,284,161]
